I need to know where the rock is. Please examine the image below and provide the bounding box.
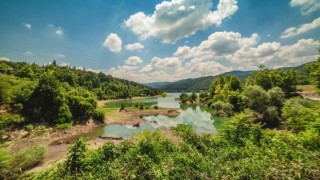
[1,135,9,140]
[133,123,140,127]
[167,109,180,116]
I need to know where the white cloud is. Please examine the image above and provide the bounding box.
[59,62,69,67]
[55,27,64,37]
[125,43,144,51]
[25,51,34,56]
[125,56,143,65]
[151,57,181,68]
[22,23,32,29]
[281,17,320,38]
[0,57,11,61]
[54,53,65,58]
[103,33,122,52]
[107,31,318,83]
[124,0,238,43]
[290,0,320,15]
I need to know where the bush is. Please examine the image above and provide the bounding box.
[212,101,234,117]
[6,144,47,178]
[153,105,159,109]
[55,123,71,130]
[282,97,320,132]
[244,85,269,114]
[0,149,10,179]
[25,124,34,132]
[0,113,25,131]
[92,109,105,122]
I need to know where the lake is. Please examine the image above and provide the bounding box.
[99,93,227,138]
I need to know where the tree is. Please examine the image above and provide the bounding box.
[246,66,298,97]
[66,138,87,175]
[190,92,197,102]
[179,92,189,103]
[307,48,320,91]
[243,85,269,114]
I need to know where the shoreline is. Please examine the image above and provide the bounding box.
[5,97,180,174]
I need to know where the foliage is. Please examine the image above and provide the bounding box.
[55,123,71,130]
[246,66,298,97]
[0,113,25,132]
[190,91,197,101]
[179,92,189,103]
[0,60,160,130]
[211,101,234,117]
[243,86,285,127]
[91,109,105,122]
[5,145,47,179]
[66,138,87,175]
[32,121,320,179]
[0,149,10,179]
[306,51,320,91]
[282,97,320,132]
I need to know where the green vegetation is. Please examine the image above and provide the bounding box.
[307,49,320,92]
[1,144,47,179]
[0,60,160,132]
[179,92,197,104]
[1,56,320,179]
[29,119,319,179]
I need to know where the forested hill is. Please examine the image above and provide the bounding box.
[0,60,160,128]
[0,60,160,100]
[154,70,254,92]
[152,62,311,92]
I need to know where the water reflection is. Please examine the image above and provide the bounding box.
[102,93,226,138]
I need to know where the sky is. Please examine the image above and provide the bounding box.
[0,0,319,83]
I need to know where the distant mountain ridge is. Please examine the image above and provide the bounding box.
[146,62,311,92]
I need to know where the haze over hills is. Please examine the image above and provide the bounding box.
[146,62,311,92]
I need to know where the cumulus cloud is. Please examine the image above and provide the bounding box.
[103,33,122,52]
[125,56,143,65]
[107,31,318,83]
[22,23,32,29]
[124,0,238,43]
[25,51,34,56]
[55,27,64,37]
[0,57,11,61]
[281,17,320,38]
[125,43,144,51]
[290,0,320,15]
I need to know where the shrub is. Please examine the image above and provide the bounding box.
[92,109,105,122]
[55,123,71,130]
[6,144,47,178]
[212,101,234,117]
[66,138,87,175]
[25,124,34,132]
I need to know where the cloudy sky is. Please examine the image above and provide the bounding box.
[0,0,319,83]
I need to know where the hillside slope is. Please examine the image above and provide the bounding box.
[153,62,310,92]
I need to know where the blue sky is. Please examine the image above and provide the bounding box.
[0,0,319,83]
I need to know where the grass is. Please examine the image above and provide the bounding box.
[297,85,317,94]
[4,144,47,179]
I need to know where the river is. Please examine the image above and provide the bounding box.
[98,93,227,138]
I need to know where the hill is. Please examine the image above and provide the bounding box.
[143,81,171,88]
[152,62,310,92]
[156,70,253,92]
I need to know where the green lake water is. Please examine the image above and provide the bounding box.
[100,93,227,138]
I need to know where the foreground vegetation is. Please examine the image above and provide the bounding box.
[26,115,319,179]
